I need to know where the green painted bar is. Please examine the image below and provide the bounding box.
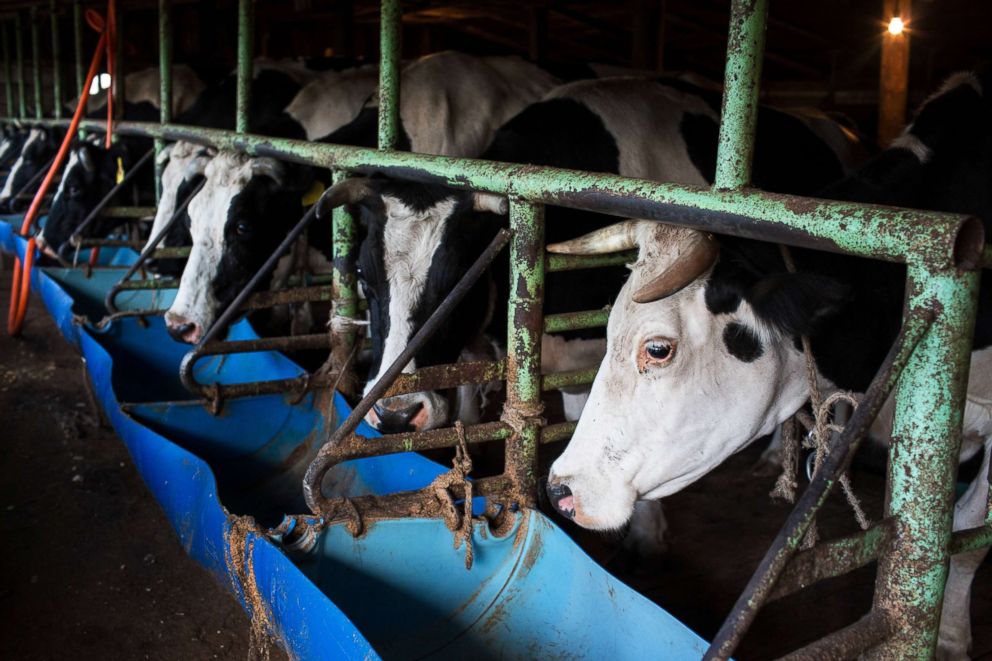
[546,249,636,272]
[235,0,253,134]
[503,199,546,504]
[714,0,767,189]
[49,0,61,119]
[15,12,25,118]
[30,4,40,119]
[542,367,597,391]
[112,3,123,127]
[949,524,992,556]
[72,0,82,137]
[543,308,609,333]
[1,22,12,117]
[155,0,172,201]
[377,0,401,149]
[329,169,360,387]
[49,119,978,270]
[868,264,980,659]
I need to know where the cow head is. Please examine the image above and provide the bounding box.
[0,126,26,169]
[143,141,215,276]
[316,177,508,433]
[37,139,130,258]
[165,151,312,344]
[0,127,57,213]
[546,221,847,531]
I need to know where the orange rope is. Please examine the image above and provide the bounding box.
[7,12,111,336]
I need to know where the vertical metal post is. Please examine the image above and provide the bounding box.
[30,4,41,119]
[714,0,768,190]
[503,199,546,506]
[112,3,123,124]
[2,22,13,117]
[15,12,26,119]
[878,0,911,146]
[49,0,62,119]
[329,170,361,396]
[155,0,172,201]
[867,264,979,658]
[72,0,84,137]
[377,0,401,150]
[235,0,254,134]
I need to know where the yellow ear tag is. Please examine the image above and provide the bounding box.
[301,180,326,207]
[115,157,125,184]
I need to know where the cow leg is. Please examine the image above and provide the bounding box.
[937,440,990,661]
[622,500,669,557]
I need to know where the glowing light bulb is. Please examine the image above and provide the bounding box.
[99,73,112,90]
[888,16,905,35]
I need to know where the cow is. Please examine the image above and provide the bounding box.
[0,125,26,168]
[0,65,206,216]
[163,51,561,344]
[544,70,992,660]
[312,76,865,557]
[38,60,321,261]
[144,63,380,277]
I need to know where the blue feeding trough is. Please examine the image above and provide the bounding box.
[10,234,714,659]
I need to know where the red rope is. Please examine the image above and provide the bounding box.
[7,6,113,336]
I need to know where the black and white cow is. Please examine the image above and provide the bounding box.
[163,51,561,344]
[545,70,992,659]
[0,125,27,167]
[0,126,62,213]
[38,60,322,260]
[144,63,380,277]
[315,75,865,436]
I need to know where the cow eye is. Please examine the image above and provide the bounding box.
[235,221,251,236]
[638,337,676,371]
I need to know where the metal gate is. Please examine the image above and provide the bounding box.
[2,0,989,658]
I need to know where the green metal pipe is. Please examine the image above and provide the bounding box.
[49,0,60,119]
[2,22,12,116]
[13,117,987,272]
[949,523,992,556]
[714,0,768,190]
[30,4,40,119]
[377,0,401,149]
[235,0,253,134]
[503,199,546,505]
[543,308,609,333]
[15,12,25,118]
[72,0,82,137]
[546,249,636,272]
[155,0,172,201]
[112,3,122,124]
[542,366,597,391]
[867,264,980,659]
[328,169,360,394]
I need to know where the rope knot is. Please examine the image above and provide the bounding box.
[427,421,476,569]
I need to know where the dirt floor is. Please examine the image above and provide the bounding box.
[0,259,283,661]
[1,251,991,660]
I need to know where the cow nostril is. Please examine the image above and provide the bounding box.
[167,320,196,343]
[373,401,425,432]
[546,482,575,519]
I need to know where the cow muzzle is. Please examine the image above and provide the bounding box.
[165,312,203,344]
[365,391,448,433]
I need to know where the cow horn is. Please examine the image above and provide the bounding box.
[546,220,646,254]
[632,232,718,304]
[315,178,374,218]
[472,192,508,215]
[251,157,285,186]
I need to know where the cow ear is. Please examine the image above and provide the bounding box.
[746,272,849,337]
[155,143,174,166]
[251,157,286,187]
[78,145,96,173]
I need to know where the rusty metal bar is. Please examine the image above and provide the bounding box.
[543,308,609,333]
[303,228,513,514]
[376,0,401,149]
[779,611,894,661]
[545,249,636,272]
[99,206,156,218]
[155,0,171,201]
[235,0,252,134]
[867,263,980,659]
[48,0,60,119]
[704,305,935,660]
[382,359,505,399]
[771,519,893,602]
[1,21,11,116]
[503,200,546,505]
[14,11,25,118]
[199,333,331,357]
[328,170,360,396]
[29,4,39,119]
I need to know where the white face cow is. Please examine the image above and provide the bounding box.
[546,221,810,531]
[164,151,310,344]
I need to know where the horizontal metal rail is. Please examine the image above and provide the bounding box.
[10,117,982,271]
